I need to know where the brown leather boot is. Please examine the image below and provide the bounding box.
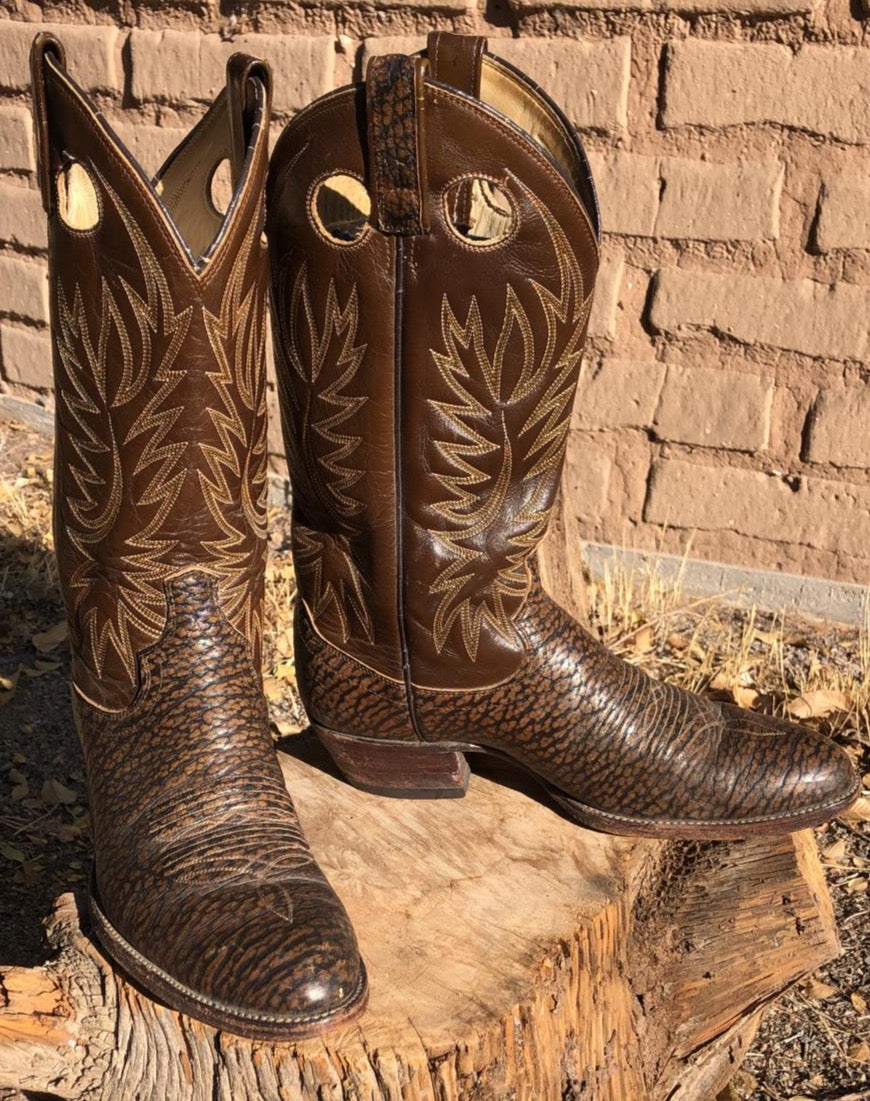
[266,32,858,839]
[31,33,366,1038]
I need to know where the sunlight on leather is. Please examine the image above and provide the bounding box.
[57,161,100,231]
[313,174,371,243]
[445,177,515,244]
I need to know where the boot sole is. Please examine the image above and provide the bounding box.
[315,724,862,840]
[87,881,369,1041]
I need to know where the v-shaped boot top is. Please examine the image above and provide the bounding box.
[32,33,274,712]
[31,31,271,277]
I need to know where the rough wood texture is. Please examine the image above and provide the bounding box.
[0,736,839,1101]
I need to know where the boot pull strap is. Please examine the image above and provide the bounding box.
[427,32,486,98]
[226,53,272,187]
[365,54,429,236]
[30,32,66,213]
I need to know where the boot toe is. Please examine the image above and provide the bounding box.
[94,875,367,1039]
[173,878,368,1032]
[716,703,859,826]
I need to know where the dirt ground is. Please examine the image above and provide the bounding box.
[0,413,868,1101]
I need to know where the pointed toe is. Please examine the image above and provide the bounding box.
[267,886,368,1027]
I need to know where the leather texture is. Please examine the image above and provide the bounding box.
[82,573,365,1034]
[33,33,366,1037]
[366,54,429,235]
[427,31,484,97]
[268,33,859,838]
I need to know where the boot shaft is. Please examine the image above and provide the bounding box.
[32,36,272,710]
[267,33,599,694]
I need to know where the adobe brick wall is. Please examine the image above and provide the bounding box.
[1,0,869,587]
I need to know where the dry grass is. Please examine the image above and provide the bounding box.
[0,425,57,612]
[582,550,870,754]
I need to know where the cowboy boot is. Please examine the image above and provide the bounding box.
[31,33,366,1038]
[266,32,858,839]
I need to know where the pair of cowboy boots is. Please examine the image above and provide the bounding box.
[32,31,858,1040]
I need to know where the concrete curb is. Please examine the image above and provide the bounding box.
[581,542,868,627]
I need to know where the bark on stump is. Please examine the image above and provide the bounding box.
[0,737,838,1101]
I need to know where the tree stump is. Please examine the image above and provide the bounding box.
[0,735,839,1101]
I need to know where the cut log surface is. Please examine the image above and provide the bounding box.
[0,736,839,1101]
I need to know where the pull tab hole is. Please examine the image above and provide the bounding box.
[312,174,371,244]
[209,158,234,216]
[445,178,515,245]
[57,161,100,232]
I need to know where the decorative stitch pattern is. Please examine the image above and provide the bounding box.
[293,525,373,644]
[427,187,593,659]
[277,262,373,643]
[202,216,270,666]
[55,172,192,695]
[282,263,367,520]
[55,172,268,699]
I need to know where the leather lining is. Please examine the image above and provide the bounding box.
[154,95,230,260]
[57,160,100,230]
[479,59,581,191]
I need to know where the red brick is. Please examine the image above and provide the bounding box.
[0,107,34,173]
[363,36,630,131]
[563,431,611,522]
[510,0,813,10]
[0,21,120,93]
[588,250,624,340]
[656,157,782,242]
[340,0,473,6]
[0,254,48,324]
[804,389,870,468]
[649,267,870,361]
[673,0,813,9]
[360,37,425,70]
[815,174,870,252]
[0,323,53,390]
[208,35,333,116]
[129,30,195,103]
[645,458,870,557]
[663,41,870,144]
[511,0,649,9]
[573,358,664,430]
[653,365,772,450]
[130,31,334,115]
[0,181,47,250]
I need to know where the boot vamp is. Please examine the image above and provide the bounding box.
[79,572,364,1021]
[414,586,857,824]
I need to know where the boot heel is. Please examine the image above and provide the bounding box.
[315,726,470,798]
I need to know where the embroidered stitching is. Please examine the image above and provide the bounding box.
[56,172,192,694]
[427,185,592,659]
[277,262,373,644]
[55,172,268,698]
[201,214,270,666]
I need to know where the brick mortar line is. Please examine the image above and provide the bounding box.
[644,443,870,489]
